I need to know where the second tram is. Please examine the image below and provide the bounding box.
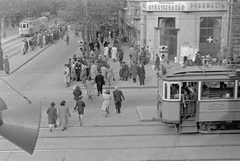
[19,16,48,36]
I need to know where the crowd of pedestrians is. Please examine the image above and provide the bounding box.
[48,26,158,132]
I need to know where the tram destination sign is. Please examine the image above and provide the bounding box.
[142,1,228,12]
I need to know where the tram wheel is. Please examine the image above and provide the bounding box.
[206,124,212,131]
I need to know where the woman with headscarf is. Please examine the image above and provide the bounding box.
[101,90,111,117]
[46,102,57,132]
[58,101,71,131]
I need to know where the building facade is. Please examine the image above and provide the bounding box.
[118,0,141,47]
[141,0,231,62]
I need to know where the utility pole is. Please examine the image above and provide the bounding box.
[228,0,234,57]
[0,27,3,71]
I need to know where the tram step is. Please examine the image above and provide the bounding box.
[180,120,198,133]
[181,121,197,127]
[180,126,198,133]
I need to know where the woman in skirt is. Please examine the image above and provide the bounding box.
[101,90,111,117]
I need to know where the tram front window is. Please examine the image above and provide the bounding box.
[22,24,26,28]
[170,83,180,99]
[202,81,235,99]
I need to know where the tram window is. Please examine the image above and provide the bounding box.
[27,24,28,28]
[22,24,26,28]
[164,83,168,99]
[170,83,180,99]
[202,81,235,99]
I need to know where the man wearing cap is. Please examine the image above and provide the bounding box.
[113,86,125,114]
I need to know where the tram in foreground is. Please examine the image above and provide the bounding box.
[19,16,48,36]
[157,64,240,133]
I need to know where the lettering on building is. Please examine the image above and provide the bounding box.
[143,1,228,12]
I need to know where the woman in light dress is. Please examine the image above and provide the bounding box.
[101,90,111,117]
[90,61,97,80]
[85,77,95,99]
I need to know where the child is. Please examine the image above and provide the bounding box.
[74,96,86,126]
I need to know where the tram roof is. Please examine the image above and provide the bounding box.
[20,18,39,23]
[163,65,240,81]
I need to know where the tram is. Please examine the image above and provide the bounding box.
[19,16,48,36]
[157,64,240,134]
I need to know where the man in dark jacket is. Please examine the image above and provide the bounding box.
[95,72,105,96]
[75,60,82,81]
[113,86,125,114]
[118,49,124,64]
[137,63,146,85]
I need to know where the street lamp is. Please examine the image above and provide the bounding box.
[0,78,41,155]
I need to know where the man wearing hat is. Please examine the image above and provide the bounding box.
[95,72,105,96]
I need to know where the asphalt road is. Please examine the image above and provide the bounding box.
[0,31,240,161]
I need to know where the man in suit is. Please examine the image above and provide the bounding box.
[95,72,105,96]
[113,86,125,114]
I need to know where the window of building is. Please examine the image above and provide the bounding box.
[199,17,221,57]
[201,81,235,100]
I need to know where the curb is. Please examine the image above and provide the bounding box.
[65,85,158,90]
[135,107,155,122]
[9,44,52,75]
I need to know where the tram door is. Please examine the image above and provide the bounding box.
[180,82,198,119]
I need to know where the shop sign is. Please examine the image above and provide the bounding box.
[142,1,228,12]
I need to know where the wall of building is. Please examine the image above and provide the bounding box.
[143,10,229,62]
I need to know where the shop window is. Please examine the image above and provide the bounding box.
[170,83,180,100]
[201,81,235,100]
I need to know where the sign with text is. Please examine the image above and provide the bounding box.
[142,1,228,12]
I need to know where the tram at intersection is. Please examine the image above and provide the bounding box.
[157,64,240,134]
